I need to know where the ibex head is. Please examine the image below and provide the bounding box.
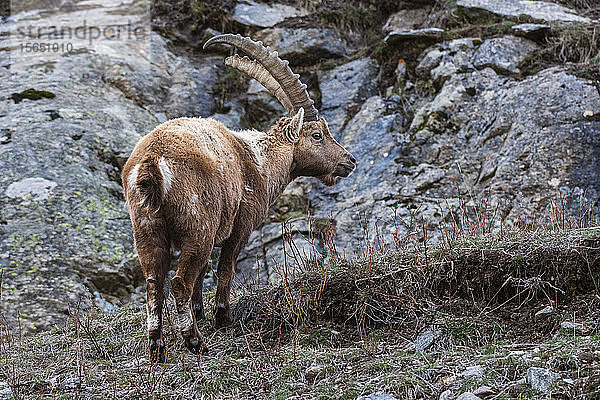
[204,34,356,186]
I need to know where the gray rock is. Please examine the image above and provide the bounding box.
[534,305,555,317]
[356,393,398,400]
[560,321,585,331]
[416,38,481,85]
[209,102,245,131]
[255,28,347,65]
[382,8,431,33]
[456,393,482,400]
[0,385,12,400]
[412,164,446,192]
[236,217,318,283]
[405,326,441,352]
[472,386,494,397]
[233,0,308,28]
[5,177,57,201]
[461,365,484,378]
[418,35,537,81]
[302,65,600,261]
[511,23,551,39]
[439,390,453,400]
[456,0,592,23]
[98,35,220,120]
[527,367,559,392]
[332,96,399,200]
[385,28,445,44]
[162,56,221,119]
[319,58,379,135]
[245,79,287,130]
[472,36,538,74]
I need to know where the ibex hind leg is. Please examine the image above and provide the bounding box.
[191,264,209,322]
[172,242,212,355]
[134,220,170,363]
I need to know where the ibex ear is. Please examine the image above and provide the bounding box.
[285,107,304,143]
[318,116,329,131]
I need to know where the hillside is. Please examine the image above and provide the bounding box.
[2,228,600,399]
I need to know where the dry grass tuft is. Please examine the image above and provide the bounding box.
[234,228,600,343]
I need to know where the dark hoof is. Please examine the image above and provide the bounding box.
[184,336,208,355]
[214,307,232,329]
[149,338,166,364]
[194,303,206,322]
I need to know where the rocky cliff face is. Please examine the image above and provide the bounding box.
[1,0,598,332]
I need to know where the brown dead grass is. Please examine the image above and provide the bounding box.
[233,228,600,345]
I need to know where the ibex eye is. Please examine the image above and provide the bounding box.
[312,132,323,141]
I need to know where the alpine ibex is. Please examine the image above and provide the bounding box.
[122,34,356,361]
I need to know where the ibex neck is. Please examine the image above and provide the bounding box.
[234,129,294,204]
[263,142,294,204]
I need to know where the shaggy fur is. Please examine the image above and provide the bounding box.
[122,110,355,360]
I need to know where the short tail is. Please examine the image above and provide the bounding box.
[136,157,163,212]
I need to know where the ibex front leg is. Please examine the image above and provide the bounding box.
[172,241,212,355]
[215,231,250,328]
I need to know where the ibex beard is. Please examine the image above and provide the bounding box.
[122,34,356,362]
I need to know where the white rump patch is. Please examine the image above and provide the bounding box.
[158,157,173,193]
[128,164,140,191]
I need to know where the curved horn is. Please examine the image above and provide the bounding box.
[204,33,319,121]
[225,55,294,114]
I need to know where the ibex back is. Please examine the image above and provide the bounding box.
[122,34,356,362]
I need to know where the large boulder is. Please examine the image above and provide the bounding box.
[318,58,379,135]
[254,28,347,65]
[232,0,308,28]
[456,0,592,23]
[472,36,539,74]
[417,36,538,85]
[402,66,599,230]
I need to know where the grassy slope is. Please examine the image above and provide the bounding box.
[1,228,599,399]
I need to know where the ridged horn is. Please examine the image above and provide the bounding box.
[204,33,319,121]
[225,54,294,114]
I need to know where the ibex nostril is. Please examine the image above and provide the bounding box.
[348,154,357,165]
